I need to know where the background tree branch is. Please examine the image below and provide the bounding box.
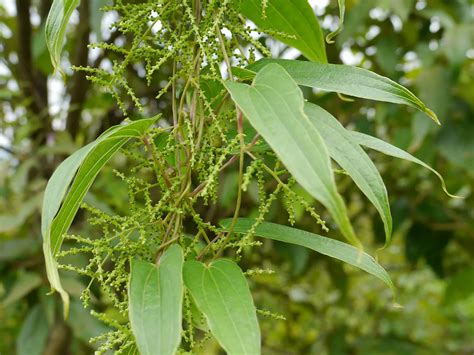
[66,0,91,139]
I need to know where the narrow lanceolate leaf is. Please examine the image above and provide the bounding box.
[304,103,392,247]
[235,0,327,63]
[326,0,345,43]
[349,131,460,199]
[129,245,184,355]
[183,259,261,355]
[41,118,157,317]
[45,0,81,72]
[248,59,439,124]
[220,219,394,292]
[224,64,361,247]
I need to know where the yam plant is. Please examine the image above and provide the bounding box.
[41,0,458,353]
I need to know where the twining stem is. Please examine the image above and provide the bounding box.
[142,135,172,188]
[189,133,260,199]
[208,27,247,257]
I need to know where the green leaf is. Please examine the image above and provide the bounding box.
[45,0,81,73]
[224,63,360,247]
[356,336,431,355]
[349,131,460,198]
[219,219,394,292]
[189,295,209,331]
[129,245,184,355]
[235,0,327,63]
[0,238,39,262]
[68,299,110,345]
[41,118,157,317]
[2,272,42,307]
[231,67,256,82]
[444,267,474,306]
[326,0,345,44]
[0,195,41,233]
[247,59,439,124]
[304,103,392,247]
[11,158,37,194]
[415,66,451,120]
[16,305,49,355]
[183,259,261,355]
[33,23,54,75]
[437,116,474,174]
[122,342,140,355]
[389,0,415,21]
[441,24,474,67]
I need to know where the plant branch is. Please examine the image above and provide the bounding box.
[15,0,49,121]
[66,0,91,139]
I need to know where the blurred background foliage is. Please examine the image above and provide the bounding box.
[0,0,473,353]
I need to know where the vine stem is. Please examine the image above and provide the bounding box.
[214,112,245,258]
[210,26,247,257]
[189,133,259,198]
[142,135,172,188]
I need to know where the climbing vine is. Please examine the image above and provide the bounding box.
[41,0,455,353]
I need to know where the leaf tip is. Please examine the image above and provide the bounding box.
[337,92,354,102]
[442,185,464,200]
[62,293,70,319]
[425,108,441,125]
[374,246,384,261]
[49,286,70,319]
[325,28,343,44]
[325,33,336,44]
[392,302,404,309]
[435,168,463,199]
